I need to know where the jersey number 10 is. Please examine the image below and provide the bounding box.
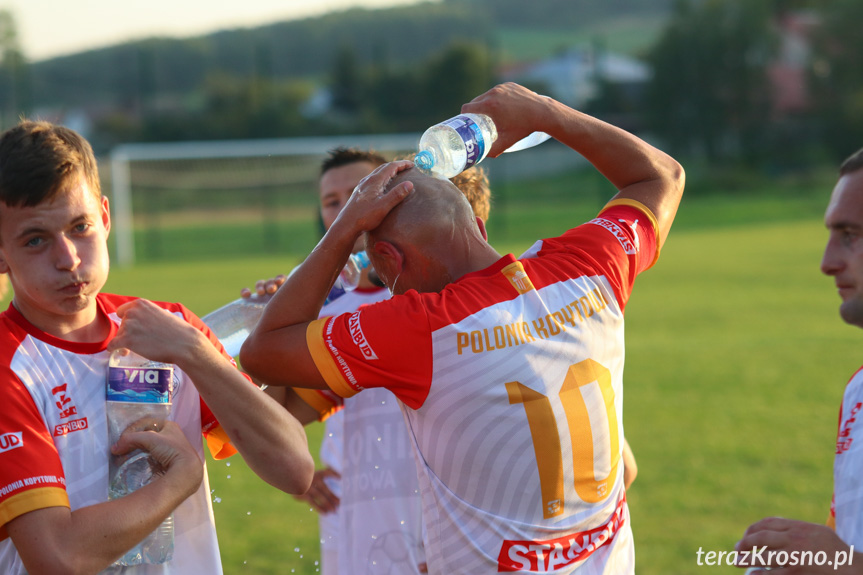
[506,359,620,519]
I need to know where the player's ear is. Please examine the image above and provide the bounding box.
[100,196,111,236]
[475,216,488,242]
[369,240,403,290]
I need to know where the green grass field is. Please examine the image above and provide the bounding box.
[2,171,856,574]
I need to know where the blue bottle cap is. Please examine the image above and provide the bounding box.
[355,251,371,269]
[414,150,434,172]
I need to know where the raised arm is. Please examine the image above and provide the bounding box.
[240,161,414,388]
[461,82,685,248]
[108,299,315,495]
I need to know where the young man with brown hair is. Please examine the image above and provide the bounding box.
[0,120,313,575]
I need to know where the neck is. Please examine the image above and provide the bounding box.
[450,241,503,283]
[13,298,111,343]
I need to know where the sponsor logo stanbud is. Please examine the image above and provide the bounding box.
[53,417,90,437]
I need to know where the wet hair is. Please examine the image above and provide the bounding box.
[320,147,387,176]
[0,120,101,208]
[840,148,863,176]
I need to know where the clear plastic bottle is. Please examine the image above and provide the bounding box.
[414,113,551,178]
[201,293,273,358]
[106,349,175,566]
[335,251,371,292]
[201,252,370,357]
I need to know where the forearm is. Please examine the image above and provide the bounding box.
[241,221,358,386]
[464,84,684,247]
[256,223,357,333]
[178,340,314,493]
[10,477,192,575]
[543,102,685,246]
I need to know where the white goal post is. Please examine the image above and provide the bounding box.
[108,133,422,267]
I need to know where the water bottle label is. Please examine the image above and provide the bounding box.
[325,284,347,306]
[107,366,173,403]
[444,115,485,170]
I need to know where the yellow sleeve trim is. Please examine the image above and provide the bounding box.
[827,512,836,530]
[601,198,661,269]
[306,317,360,399]
[293,387,340,421]
[206,425,238,461]
[0,487,70,541]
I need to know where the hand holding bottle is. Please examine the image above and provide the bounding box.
[109,299,208,366]
[111,418,203,500]
[461,83,557,159]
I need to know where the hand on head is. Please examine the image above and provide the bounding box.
[329,160,415,239]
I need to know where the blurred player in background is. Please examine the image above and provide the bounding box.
[259,147,389,575]
[736,149,863,572]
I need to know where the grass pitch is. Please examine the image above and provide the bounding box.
[3,173,854,574]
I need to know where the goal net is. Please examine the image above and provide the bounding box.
[107,134,421,267]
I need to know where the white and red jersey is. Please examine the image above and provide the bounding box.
[291,287,391,570]
[306,201,659,574]
[0,294,238,575]
[338,387,426,574]
[296,287,428,573]
[832,366,863,547]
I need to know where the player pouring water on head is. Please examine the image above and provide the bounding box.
[241,82,685,574]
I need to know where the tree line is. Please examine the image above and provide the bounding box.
[2,0,862,169]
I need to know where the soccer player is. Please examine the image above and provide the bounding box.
[262,147,391,575]
[736,149,863,572]
[241,82,684,573]
[0,120,314,575]
[252,149,493,574]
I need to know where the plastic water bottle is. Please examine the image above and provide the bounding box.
[414,113,551,178]
[335,251,371,292]
[106,349,175,566]
[201,252,370,357]
[201,293,272,358]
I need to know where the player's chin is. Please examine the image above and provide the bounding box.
[839,299,863,328]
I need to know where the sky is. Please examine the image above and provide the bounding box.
[3,0,426,61]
